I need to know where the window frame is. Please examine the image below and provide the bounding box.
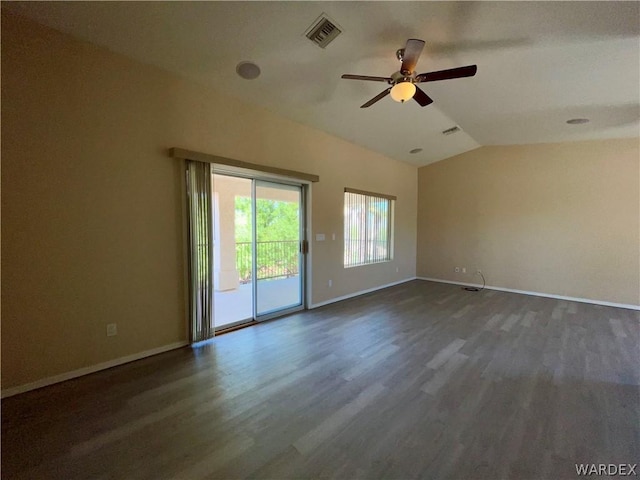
[343,188,395,268]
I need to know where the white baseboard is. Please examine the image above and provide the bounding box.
[1,341,189,399]
[417,277,640,311]
[309,277,417,309]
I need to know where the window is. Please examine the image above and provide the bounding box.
[344,188,395,267]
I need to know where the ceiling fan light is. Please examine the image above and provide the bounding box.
[390,82,416,103]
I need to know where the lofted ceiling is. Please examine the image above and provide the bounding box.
[4,1,639,166]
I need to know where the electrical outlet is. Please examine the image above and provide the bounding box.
[106,323,117,337]
[396,267,399,273]
[462,267,466,274]
[455,267,460,273]
[328,279,332,287]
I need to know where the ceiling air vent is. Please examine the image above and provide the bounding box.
[442,126,461,136]
[305,14,342,48]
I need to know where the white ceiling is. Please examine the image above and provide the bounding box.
[5,1,640,166]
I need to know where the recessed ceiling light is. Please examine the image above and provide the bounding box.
[410,148,423,154]
[566,118,590,125]
[236,61,261,80]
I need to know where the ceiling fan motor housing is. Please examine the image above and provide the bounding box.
[391,71,414,85]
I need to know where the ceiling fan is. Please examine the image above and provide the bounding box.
[341,39,477,108]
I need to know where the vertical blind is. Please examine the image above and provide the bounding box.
[344,189,394,267]
[186,161,214,342]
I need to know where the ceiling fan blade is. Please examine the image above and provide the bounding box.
[416,65,477,83]
[413,86,434,107]
[361,88,391,108]
[400,39,425,74]
[341,74,392,82]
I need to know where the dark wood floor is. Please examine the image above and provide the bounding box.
[2,280,639,479]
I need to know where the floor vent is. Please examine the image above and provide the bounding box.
[305,14,342,48]
[442,126,461,136]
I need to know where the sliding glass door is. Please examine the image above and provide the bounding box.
[212,174,253,328]
[255,181,303,317]
[212,174,305,329]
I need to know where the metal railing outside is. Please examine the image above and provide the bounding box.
[343,239,389,267]
[236,240,299,283]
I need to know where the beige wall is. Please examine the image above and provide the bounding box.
[1,13,417,390]
[417,139,640,306]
